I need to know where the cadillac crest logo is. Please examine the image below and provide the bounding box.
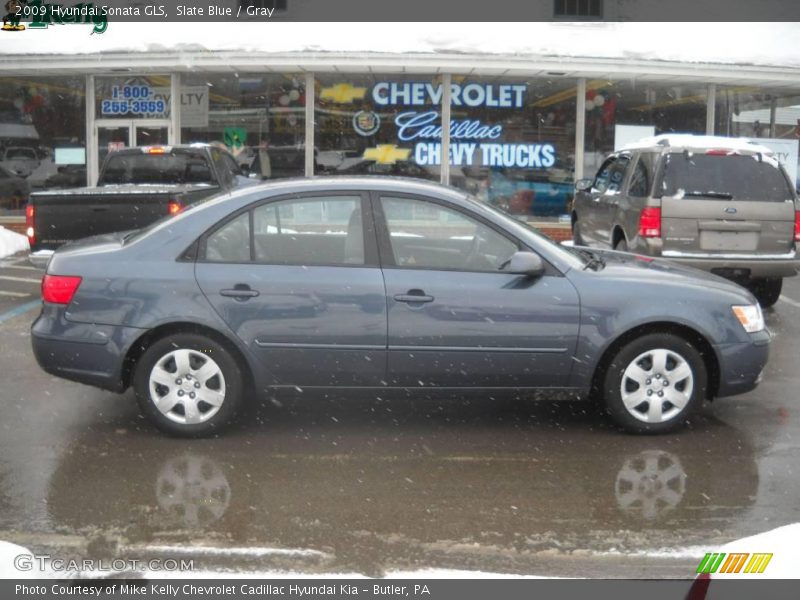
[353,110,380,137]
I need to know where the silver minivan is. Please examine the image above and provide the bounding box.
[572,134,800,307]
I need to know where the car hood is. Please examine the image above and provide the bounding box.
[582,248,757,302]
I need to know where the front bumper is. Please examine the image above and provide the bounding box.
[714,329,771,398]
[31,304,146,392]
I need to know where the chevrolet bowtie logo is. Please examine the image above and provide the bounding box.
[363,145,411,165]
[319,83,367,104]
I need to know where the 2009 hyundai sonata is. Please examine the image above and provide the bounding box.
[31,177,770,436]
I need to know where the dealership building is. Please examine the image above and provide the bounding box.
[1,21,800,236]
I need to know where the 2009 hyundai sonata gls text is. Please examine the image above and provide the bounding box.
[31,177,771,436]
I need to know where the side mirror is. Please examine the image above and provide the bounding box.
[507,251,545,277]
[575,178,593,192]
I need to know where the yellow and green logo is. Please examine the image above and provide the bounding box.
[696,552,773,575]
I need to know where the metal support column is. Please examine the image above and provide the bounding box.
[706,84,716,135]
[305,72,315,177]
[440,73,452,185]
[574,78,586,181]
[170,73,181,145]
[85,75,96,186]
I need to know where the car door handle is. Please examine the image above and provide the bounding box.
[394,290,434,304]
[220,285,260,299]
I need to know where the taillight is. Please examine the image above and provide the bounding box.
[25,204,35,246]
[41,275,82,305]
[167,200,182,215]
[794,210,800,243]
[638,207,662,238]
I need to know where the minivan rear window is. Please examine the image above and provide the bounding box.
[660,153,794,202]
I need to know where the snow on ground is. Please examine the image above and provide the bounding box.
[709,523,800,579]
[0,541,44,578]
[0,227,28,260]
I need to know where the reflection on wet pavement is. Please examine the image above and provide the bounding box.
[21,396,757,576]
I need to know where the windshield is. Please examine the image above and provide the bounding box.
[101,151,215,185]
[661,152,794,201]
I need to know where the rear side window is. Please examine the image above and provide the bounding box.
[660,153,794,201]
[628,153,656,198]
[205,212,251,263]
[101,152,214,185]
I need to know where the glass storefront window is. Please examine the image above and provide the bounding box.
[715,86,800,190]
[314,74,440,182]
[181,72,306,179]
[0,76,86,213]
[583,79,707,178]
[447,77,577,220]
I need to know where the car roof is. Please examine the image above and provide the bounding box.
[227,175,468,201]
[620,134,774,155]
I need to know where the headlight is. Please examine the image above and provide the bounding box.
[732,304,765,333]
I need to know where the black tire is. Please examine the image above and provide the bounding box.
[614,237,628,252]
[572,216,584,245]
[133,333,244,437]
[602,333,707,434]
[748,278,782,308]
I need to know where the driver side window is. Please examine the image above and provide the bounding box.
[380,196,518,272]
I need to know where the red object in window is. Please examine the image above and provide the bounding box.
[41,275,82,305]
[167,200,183,215]
[638,207,662,238]
[25,204,35,246]
[794,210,800,242]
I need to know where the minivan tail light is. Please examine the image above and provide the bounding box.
[25,204,35,246]
[794,211,800,243]
[638,207,662,238]
[167,200,182,215]
[41,275,82,305]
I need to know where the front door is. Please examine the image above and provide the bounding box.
[194,192,388,387]
[374,193,581,389]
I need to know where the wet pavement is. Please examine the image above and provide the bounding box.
[0,254,799,578]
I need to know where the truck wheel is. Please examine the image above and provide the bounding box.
[602,333,707,434]
[572,216,584,245]
[134,333,244,437]
[748,278,782,308]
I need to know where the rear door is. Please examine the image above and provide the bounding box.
[577,155,628,246]
[195,192,388,387]
[659,151,797,258]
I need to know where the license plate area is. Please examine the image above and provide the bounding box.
[699,231,759,252]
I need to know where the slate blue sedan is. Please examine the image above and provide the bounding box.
[31,177,770,436]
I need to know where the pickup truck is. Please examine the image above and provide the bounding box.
[27,144,253,266]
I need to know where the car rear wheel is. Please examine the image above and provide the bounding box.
[134,333,244,437]
[748,278,782,308]
[602,333,707,434]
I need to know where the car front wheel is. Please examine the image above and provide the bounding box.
[134,333,244,437]
[602,333,707,434]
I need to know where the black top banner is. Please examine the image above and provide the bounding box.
[6,0,800,27]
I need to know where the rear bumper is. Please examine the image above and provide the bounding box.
[31,304,146,393]
[714,329,771,398]
[660,252,800,279]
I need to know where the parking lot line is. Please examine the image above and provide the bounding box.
[0,275,41,284]
[0,291,30,298]
[0,299,40,325]
[779,295,800,309]
[1,264,37,271]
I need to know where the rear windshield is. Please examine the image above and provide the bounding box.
[101,151,214,185]
[661,152,794,201]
